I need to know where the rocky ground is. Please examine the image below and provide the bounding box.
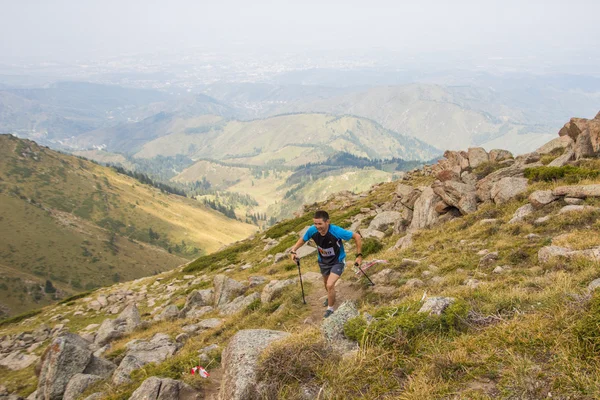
[1,111,600,399]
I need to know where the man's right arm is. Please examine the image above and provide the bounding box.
[289,238,306,261]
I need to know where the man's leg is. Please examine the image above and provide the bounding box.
[326,272,341,308]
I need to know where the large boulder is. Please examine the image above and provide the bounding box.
[129,377,202,400]
[548,147,575,167]
[432,181,478,215]
[489,149,513,163]
[63,374,102,400]
[94,304,142,347]
[295,243,317,259]
[36,333,93,400]
[368,211,404,233]
[419,297,456,315]
[529,190,558,208]
[213,275,247,309]
[397,185,422,210]
[0,351,38,371]
[490,177,529,204]
[261,279,297,303]
[219,329,290,400]
[552,184,600,198]
[179,289,214,318]
[467,147,489,168]
[536,136,573,155]
[321,301,359,353]
[112,334,179,385]
[409,187,441,231]
[220,293,260,316]
[476,164,528,202]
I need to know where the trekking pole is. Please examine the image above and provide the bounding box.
[295,258,307,304]
[354,262,375,286]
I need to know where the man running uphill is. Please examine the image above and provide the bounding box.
[290,210,362,318]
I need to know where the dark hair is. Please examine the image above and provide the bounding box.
[314,210,329,221]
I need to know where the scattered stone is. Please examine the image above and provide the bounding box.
[409,187,441,231]
[430,276,445,284]
[296,244,317,259]
[552,184,600,198]
[393,233,413,250]
[419,297,456,315]
[179,289,214,318]
[491,177,529,204]
[405,278,424,288]
[400,258,420,267]
[0,351,38,370]
[112,333,179,385]
[528,190,558,208]
[213,275,247,309]
[197,318,223,329]
[129,377,202,400]
[220,330,290,400]
[479,252,499,267]
[588,278,600,292]
[479,218,498,225]
[154,305,179,322]
[526,233,541,241]
[509,204,534,224]
[558,205,599,214]
[493,266,505,274]
[467,147,489,168]
[220,293,260,316]
[564,197,584,205]
[63,374,102,400]
[261,279,297,303]
[489,149,513,162]
[175,333,189,343]
[465,279,481,289]
[368,211,404,233]
[248,276,267,288]
[273,253,288,263]
[321,301,359,353]
[534,216,551,225]
[186,306,214,320]
[371,269,401,285]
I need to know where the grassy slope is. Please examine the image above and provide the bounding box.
[7,161,600,398]
[0,135,256,315]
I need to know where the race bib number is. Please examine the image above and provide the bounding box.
[318,246,335,257]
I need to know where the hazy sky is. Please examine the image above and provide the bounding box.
[1,0,599,63]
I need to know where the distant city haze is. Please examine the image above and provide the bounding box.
[1,0,599,70]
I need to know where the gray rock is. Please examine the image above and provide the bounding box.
[261,279,297,303]
[479,252,499,267]
[393,233,414,250]
[0,351,38,371]
[83,355,116,378]
[405,278,424,288]
[186,306,214,320]
[490,177,529,204]
[321,301,359,353]
[538,246,573,263]
[548,146,575,167]
[552,184,600,198]
[36,333,93,400]
[360,228,385,239]
[558,205,600,214]
[154,305,180,322]
[63,374,101,400]
[220,292,260,316]
[476,164,526,202]
[467,147,489,168]
[368,211,404,233]
[213,275,247,309]
[529,190,558,208]
[432,181,478,215]
[220,329,290,400]
[509,204,534,224]
[409,187,441,231]
[179,289,214,318]
[82,394,103,400]
[489,149,513,162]
[94,304,142,346]
[588,278,600,292]
[536,136,573,155]
[371,269,402,285]
[197,318,223,329]
[534,216,551,224]
[112,334,178,385]
[564,197,584,205]
[248,276,267,288]
[419,297,456,315]
[129,377,201,400]
[295,244,317,259]
[273,252,288,263]
[465,279,480,289]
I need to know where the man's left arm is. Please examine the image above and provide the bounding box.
[352,232,363,265]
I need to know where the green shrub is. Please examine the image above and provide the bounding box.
[58,290,93,304]
[0,309,42,327]
[184,241,254,273]
[343,300,469,350]
[575,292,600,358]
[524,165,600,183]
[362,237,383,257]
[264,213,314,239]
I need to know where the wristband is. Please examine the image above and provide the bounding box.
[356,253,363,257]
[290,251,297,254]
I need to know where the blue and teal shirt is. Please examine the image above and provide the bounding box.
[303,224,354,265]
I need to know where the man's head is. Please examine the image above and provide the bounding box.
[313,210,330,235]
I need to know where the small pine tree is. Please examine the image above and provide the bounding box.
[44,279,56,294]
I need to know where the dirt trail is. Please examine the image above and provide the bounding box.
[201,274,365,399]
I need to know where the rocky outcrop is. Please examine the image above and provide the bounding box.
[220,329,290,400]
[368,211,405,233]
[552,184,600,198]
[261,279,297,303]
[467,147,489,168]
[529,190,558,208]
[94,304,141,347]
[112,333,179,385]
[432,181,478,215]
[179,289,214,318]
[129,377,202,400]
[490,177,529,204]
[409,187,441,231]
[213,275,247,309]
[321,301,359,353]
[220,292,260,316]
[538,245,600,264]
[558,115,600,159]
[63,374,101,400]
[509,204,534,224]
[36,333,114,400]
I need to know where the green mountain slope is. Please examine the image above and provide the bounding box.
[0,135,256,316]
